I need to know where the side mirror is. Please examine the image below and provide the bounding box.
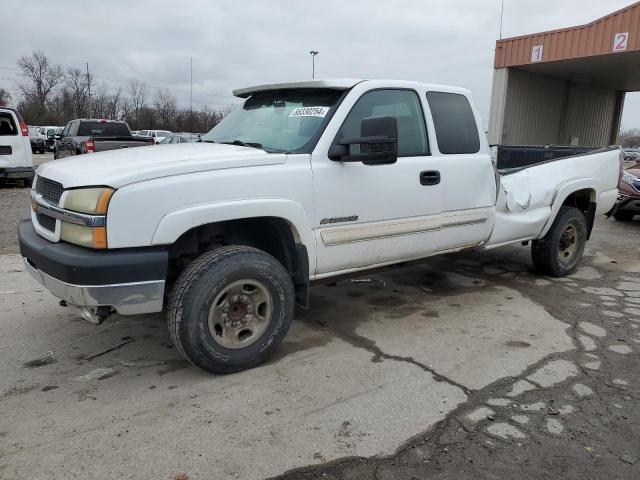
[54,134,62,140]
[329,116,398,165]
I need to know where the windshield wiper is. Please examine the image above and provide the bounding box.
[219,139,265,150]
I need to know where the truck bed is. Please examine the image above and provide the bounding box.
[486,146,621,248]
[493,145,596,173]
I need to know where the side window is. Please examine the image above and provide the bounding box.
[62,122,72,137]
[426,92,480,154]
[338,89,428,157]
[0,112,18,136]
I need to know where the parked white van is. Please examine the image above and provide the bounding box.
[0,107,34,187]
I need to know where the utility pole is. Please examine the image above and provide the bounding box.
[309,51,318,79]
[189,57,193,114]
[499,0,505,39]
[86,62,92,118]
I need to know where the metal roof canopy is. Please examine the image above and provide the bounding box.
[494,2,640,91]
[516,50,640,91]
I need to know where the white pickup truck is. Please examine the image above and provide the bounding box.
[19,79,621,374]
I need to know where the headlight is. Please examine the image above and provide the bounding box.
[60,222,107,249]
[59,187,114,248]
[63,187,114,214]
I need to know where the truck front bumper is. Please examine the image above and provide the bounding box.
[19,218,168,316]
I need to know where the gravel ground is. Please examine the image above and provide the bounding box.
[0,153,50,254]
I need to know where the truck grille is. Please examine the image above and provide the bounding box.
[36,212,56,232]
[36,177,63,205]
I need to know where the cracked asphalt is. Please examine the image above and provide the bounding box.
[0,162,639,479]
[273,219,640,480]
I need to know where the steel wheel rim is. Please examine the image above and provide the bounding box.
[207,279,273,350]
[558,224,578,263]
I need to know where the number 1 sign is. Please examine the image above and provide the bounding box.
[531,45,543,63]
[613,32,629,52]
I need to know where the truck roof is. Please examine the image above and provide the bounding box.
[233,78,364,98]
[232,78,473,99]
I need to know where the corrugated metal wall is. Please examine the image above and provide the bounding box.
[559,84,619,146]
[495,2,640,68]
[489,68,622,147]
[500,70,567,145]
[487,68,509,144]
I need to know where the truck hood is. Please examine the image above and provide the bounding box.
[37,143,287,188]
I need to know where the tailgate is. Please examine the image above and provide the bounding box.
[94,137,153,152]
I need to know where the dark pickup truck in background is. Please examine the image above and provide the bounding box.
[54,119,153,159]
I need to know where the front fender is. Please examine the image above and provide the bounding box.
[151,198,317,273]
[538,178,595,238]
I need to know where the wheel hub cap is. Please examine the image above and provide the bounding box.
[558,224,577,263]
[208,279,273,349]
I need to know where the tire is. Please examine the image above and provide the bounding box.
[22,177,33,188]
[167,245,295,374]
[531,206,587,277]
[613,210,635,221]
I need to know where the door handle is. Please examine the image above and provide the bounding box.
[420,170,440,186]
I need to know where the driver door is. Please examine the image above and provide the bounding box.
[311,88,443,276]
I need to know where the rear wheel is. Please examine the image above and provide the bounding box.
[167,245,295,374]
[531,206,587,277]
[613,210,635,221]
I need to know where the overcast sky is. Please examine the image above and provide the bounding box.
[1,0,638,129]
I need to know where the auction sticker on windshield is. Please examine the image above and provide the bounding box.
[289,106,330,118]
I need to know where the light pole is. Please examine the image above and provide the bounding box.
[309,51,318,78]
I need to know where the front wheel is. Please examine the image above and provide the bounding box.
[167,245,295,374]
[531,206,587,277]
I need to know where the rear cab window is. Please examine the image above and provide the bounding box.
[426,92,480,154]
[77,121,130,136]
[0,112,18,136]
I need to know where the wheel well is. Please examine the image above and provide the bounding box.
[167,217,310,308]
[561,188,596,240]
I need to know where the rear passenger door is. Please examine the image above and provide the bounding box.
[425,91,496,249]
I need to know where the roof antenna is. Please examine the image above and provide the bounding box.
[499,0,505,39]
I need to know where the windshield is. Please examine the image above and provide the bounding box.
[201,88,343,153]
[160,135,183,144]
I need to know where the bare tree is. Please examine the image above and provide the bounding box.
[618,128,640,148]
[17,51,63,111]
[64,68,91,117]
[127,79,146,124]
[12,50,233,131]
[105,87,123,119]
[0,88,11,107]
[155,88,177,128]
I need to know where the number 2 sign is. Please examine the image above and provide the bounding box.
[531,45,543,63]
[613,32,628,52]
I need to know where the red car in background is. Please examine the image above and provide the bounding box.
[614,158,640,221]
